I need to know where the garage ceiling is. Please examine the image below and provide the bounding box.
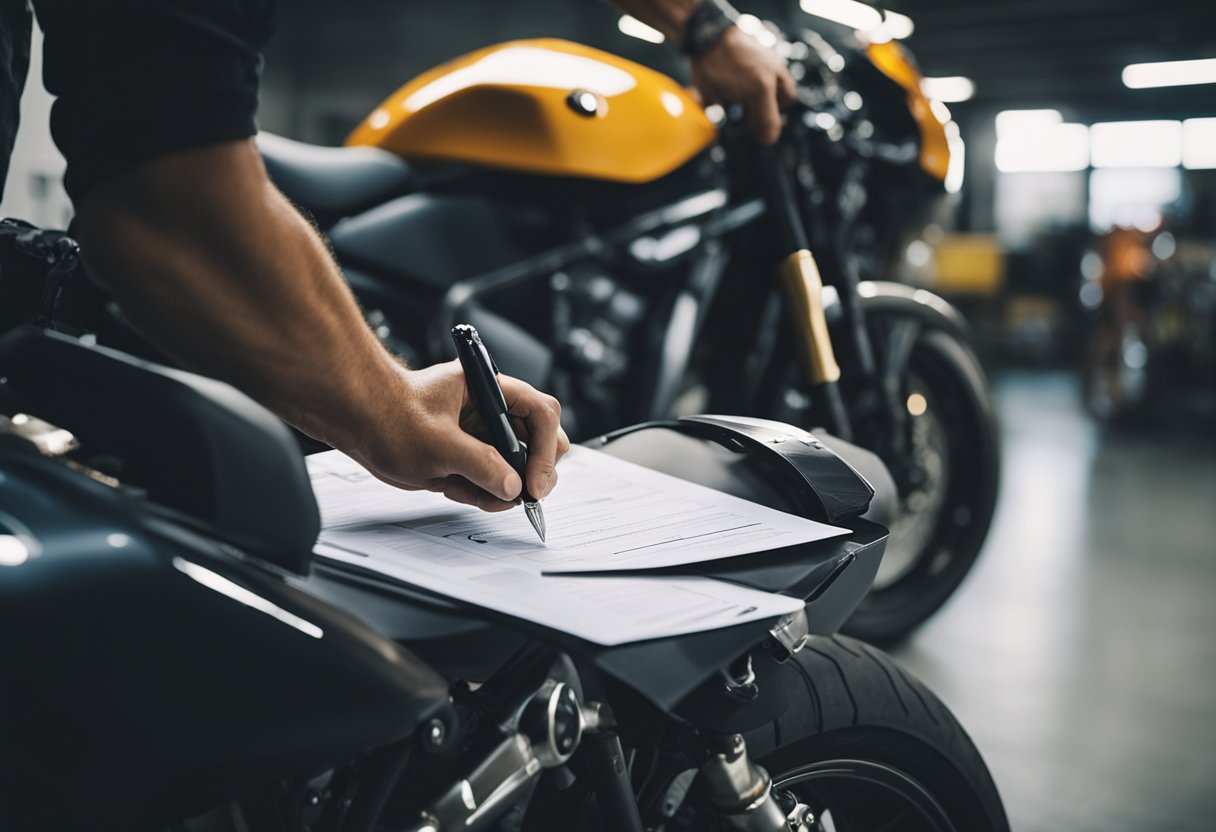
[891,0,1216,120]
[271,0,1216,140]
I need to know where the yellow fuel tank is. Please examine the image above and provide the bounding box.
[346,39,717,184]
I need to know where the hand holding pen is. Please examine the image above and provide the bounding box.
[337,331,567,520]
[451,324,565,539]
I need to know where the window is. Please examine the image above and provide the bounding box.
[1088,168,1182,232]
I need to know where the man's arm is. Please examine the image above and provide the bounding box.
[74,138,568,511]
[611,0,796,143]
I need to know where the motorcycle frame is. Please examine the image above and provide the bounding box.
[422,136,893,446]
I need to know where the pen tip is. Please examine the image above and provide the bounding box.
[525,502,546,542]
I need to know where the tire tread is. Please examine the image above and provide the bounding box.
[751,635,1009,832]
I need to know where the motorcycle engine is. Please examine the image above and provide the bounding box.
[548,262,647,437]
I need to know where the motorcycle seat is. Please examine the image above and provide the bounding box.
[257,132,415,225]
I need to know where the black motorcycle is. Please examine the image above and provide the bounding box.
[0,323,1007,831]
[257,25,1000,643]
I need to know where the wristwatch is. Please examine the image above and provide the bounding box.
[679,0,740,57]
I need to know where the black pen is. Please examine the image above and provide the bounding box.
[450,324,546,542]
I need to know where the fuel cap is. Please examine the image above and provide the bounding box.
[566,89,602,117]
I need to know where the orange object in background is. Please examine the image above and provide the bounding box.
[928,234,1005,296]
[347,39,716,184]
[1099,227,1152,297]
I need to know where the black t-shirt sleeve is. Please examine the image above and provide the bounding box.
[32,0,276,201]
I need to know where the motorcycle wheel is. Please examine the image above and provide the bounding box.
[837,323,1000,644]
[746,635,1009,832]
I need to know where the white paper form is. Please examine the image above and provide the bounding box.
[305,446,838,645]
[315,537,803,646]
[308,445,848,574]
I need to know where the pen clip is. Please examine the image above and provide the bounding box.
[467,326,501,375]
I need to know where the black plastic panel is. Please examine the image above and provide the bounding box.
[0,327,319,573]
[0,448,448,832]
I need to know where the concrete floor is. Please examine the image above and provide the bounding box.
[892,370,1216,832]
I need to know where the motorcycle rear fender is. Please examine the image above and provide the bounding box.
[304,417,891,712]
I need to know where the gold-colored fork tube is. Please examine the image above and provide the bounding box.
[777,250,841,385]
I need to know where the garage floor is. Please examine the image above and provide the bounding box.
[891,370,1216,832]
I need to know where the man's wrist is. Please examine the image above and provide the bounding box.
[301,345,411,457]
[679,0,739,57]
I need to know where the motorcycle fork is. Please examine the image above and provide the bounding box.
[757,146,853,441]
[776,248,851,439]
[811,230,915,467]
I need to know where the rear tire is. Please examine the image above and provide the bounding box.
[745,635,1008,832]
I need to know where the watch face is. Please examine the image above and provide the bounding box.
[682,2,736,57]
[691,19,730,46]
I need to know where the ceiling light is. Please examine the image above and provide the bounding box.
[1122,58,1216,89]
[1182,118,1216,169]
[618,14,665,44]
[995,123,1090,173]
[883,11,915,39]
[1090,120,1182,168]
[995,109,1062,139]
[920,76,975,103]
[799,0,883,32]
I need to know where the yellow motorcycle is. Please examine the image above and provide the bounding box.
[258,26,1000,643]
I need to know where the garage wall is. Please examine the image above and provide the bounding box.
[0,24,71,229]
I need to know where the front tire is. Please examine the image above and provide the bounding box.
[745,635,1008,831]
[839,324,1000,644]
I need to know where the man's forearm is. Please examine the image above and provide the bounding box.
[74,139,400,454]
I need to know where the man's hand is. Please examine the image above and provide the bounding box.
[351,360,570,512]
[690,26,797,145]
